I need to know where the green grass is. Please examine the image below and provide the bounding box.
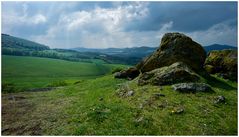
[2,55,127,90]
[2,74,237,135]
[1,55,237,135]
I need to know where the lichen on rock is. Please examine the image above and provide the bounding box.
[204,49,237,81]
[138,62,200,86]
[172,83,213,93]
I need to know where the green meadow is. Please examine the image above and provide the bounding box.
[2,55,127,91]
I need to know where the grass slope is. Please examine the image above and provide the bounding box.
[2,55,126,90]
[2,74,237,135]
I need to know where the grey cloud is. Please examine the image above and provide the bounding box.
[2,1,238,49]
[125,2,237,32]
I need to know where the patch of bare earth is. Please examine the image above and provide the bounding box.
[2,94,42,135]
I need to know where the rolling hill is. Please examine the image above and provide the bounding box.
[72,46,157,58]
[1,34,140,65]
[204,44,237,53]
[2,34,49,53]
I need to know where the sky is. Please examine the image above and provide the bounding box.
[2,1,238,49]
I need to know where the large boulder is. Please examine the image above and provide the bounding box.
[204,49,237,81]
[137,32,207,73]
[114,67,140,79]
[138,62,200,86]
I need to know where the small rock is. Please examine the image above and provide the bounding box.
[175,108,184,114]
[99,97,104,101]
[172,83,213,93]
[114,72,121,78]
[214,96,226,104]
[139,103,144,109]
[135,116,144,123]
[171,107,184,114]
[153,93,165,98]
[127,90,134,96]
[116,83,133,97]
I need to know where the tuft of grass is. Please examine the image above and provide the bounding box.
[46,81,68,87]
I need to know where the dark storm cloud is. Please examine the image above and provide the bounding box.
[125,2,237,32]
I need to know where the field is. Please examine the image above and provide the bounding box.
[1,55,238,135]
[2,74,237,135]
[2,55,127,91]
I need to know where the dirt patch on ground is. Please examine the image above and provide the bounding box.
[2,94,42,135]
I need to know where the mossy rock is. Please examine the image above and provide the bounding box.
[138,62,200,86]
[204,49,237,81]
[114,67,140,79]
[137,32,207,73]
[204,65,215,74]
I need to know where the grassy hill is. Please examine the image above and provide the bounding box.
[2,34,49,56]
[2,34,50,51]
[2,55,127,91]
[2,74,237,135]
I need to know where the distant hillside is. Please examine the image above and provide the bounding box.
[2,34,50,51]
[74,44,237,55]
[1,34,140,65]
[73,44,238,59]
[3,33,237,65]
[204,44,237,53]
[72,46,157,58]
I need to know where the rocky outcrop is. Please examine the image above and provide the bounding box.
[115,32,207,80]
[137,32,207,73]
[204,49,237,81]
[138,62,200,86]
[114,67,140,79]
[172,83,213,93]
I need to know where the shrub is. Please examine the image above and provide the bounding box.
[74,80,83,85]
[47,80,68,87]
[111,67,124,74]
[87,104,110,123]
[2,82,20,93]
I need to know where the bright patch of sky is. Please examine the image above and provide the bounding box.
[2,1,237,49]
